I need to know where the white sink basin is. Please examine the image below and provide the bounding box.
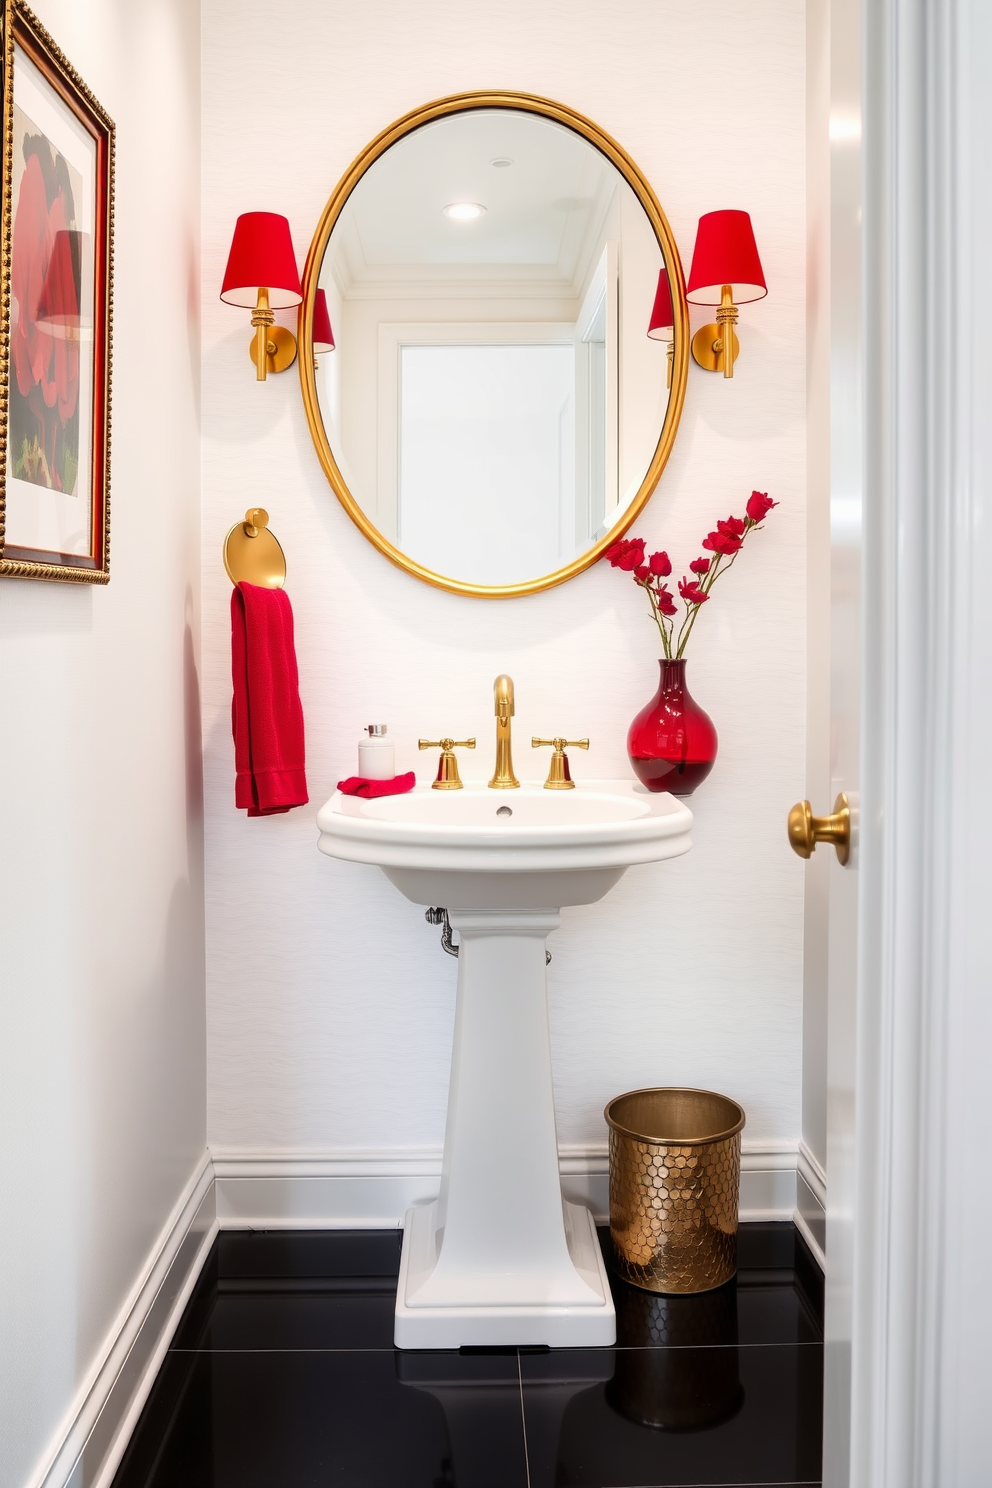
[317,779,692,907]
[316,778,693,1350]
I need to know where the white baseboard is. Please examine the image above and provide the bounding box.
[27,1152,217,1488]
[795,1139,827,1269]
[33,1137,823,1488]
[211,1139,803,1230]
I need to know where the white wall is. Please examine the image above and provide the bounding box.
[202,1,806,1162]
[0,4,204,1487]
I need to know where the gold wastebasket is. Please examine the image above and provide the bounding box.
[605,1087,745,1294]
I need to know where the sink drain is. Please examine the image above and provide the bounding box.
[496,806,513,817]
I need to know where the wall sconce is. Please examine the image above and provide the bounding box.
[312,288,335,372]
[646,268,674,388]
[220,211,302,381]
[687,210,766,379]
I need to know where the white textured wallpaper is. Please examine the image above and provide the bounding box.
[0,3,204,1484]
[201,0,807,1157]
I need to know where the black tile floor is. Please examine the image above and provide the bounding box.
[113,1223,823,1488]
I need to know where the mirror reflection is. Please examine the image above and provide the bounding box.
[314,107,674,589]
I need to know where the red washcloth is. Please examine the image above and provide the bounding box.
[337,772,416,799]
[231,582,308,816]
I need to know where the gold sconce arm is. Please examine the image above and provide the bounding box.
[787,793,851,866]
[251,287,272,381]
[248,287,298,381]
[419,737,476,790]
[691,284,741,379]
[532,736,590,790]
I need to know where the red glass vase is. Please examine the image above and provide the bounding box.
[627,659,718,795]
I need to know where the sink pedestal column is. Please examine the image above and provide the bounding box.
[394,909,616,1348]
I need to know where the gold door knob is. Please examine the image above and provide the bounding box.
[788,793,851,866]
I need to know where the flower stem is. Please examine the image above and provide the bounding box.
[641,581,672,658]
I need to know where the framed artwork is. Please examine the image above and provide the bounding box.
[0,1,114,582]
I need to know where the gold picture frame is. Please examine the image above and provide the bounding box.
[298,91,689,600]
[0,1,114,583]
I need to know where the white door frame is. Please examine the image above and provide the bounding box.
[840,0,992,1482]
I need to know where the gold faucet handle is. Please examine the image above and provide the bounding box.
[418,738,476,791]
[531,736,590,790]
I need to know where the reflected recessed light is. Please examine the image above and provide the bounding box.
[490,157,514,168]
[443,201,486,221]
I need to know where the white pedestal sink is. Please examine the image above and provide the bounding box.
[316,780,693,1348]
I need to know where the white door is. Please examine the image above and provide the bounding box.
[807,1,992,1484]
[822,0,862,1480]
[798,8,863,1475]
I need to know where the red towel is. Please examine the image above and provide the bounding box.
[231,582,308,816]
[337,772,416,798]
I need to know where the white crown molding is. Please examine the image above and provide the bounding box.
[26,1152,216,1488]
[337,272,583,304]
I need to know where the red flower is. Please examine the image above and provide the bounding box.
[717,515,746,538]
[656,585,677,616]
[689,557,710,575]
[702,529,742,556]
[605,536,646,571]
[649,550,672,577]
[746,490,778,523]
[634,565,650,581]
[679,578,709,605]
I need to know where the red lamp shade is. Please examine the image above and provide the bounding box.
[37,230,90,335]
[313,288,335,353]
[220,212,302,309]
[686,210,766,305]
[647,268,674,340]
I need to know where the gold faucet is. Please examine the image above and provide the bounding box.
[489,674,520,788]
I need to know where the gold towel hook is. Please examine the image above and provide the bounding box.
[223,507,287,589]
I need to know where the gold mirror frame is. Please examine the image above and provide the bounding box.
[298,91,689,599]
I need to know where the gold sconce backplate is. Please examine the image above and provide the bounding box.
[248,326,298,375]
[223,508,287,588]
[690,324,740,374]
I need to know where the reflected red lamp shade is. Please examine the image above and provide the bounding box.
[37,230,90,336]
[647,269,674,340]
[220,211,302,308]
[686,210,766,304]
[313,288,335,353]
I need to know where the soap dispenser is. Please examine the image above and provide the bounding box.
[358,724,394,780]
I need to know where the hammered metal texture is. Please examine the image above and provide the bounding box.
[608,1126,741,1294]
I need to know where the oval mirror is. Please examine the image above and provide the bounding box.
[299,92,688,598]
